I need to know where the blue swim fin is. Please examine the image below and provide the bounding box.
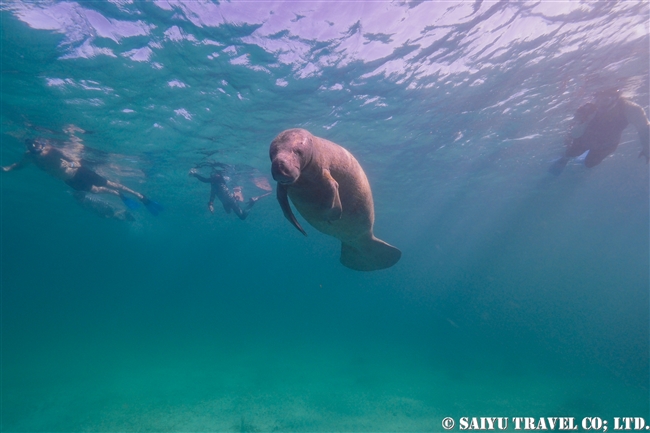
[548,157,568,176]
[572,150,589,165]
[120,194,141,210]
[142,198,164,216]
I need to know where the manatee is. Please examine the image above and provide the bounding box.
[270,128,401,271]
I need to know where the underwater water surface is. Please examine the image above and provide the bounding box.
[1,1,649,431]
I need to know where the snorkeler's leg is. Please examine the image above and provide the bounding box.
[231,203,249,220]
[106,180,163,215]
[549,137,588,175]
[584,146,615,168]
[106,180,145,200]
[248,191,272,205]
[91,186,140,209]
[565,137,589,158]
[244,191,271,210]
[91,185,121,196]
[548,136,586,176]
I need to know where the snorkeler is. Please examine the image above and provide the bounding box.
[2,138,163,215]
[549,88,650,175]
[189,165,270,220]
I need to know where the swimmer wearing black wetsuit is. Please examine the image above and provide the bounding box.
[549,89,650,174]
[189,168,268,220]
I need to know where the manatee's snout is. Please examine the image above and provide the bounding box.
[271,156,300,184]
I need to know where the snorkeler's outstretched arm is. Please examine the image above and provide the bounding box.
[2,154,31,172]
[623,100,650,163]
[189,168,214,183]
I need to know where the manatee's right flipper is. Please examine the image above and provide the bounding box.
[340,237,401,271]
[322,169,342,222]
[277,183,307,236]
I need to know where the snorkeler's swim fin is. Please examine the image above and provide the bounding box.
[548,156,569,176]
[120,194,141,210]
[142,197,164,216]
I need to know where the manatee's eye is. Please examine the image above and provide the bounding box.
[295,149,302,157]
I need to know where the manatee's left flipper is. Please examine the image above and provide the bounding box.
[277,183,307,236]
[322,169,342,222]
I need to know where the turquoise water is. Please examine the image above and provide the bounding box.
[1,1,648,431]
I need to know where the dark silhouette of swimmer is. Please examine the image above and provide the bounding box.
[189,167,270,220]
[549,89,650,175]
[3,138,162,215]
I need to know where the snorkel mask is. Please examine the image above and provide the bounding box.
[26,138,47,154]
[594,88,620,111]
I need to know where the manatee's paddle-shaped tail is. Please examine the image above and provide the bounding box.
[340,236,401,271]
[277,183,307,236]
